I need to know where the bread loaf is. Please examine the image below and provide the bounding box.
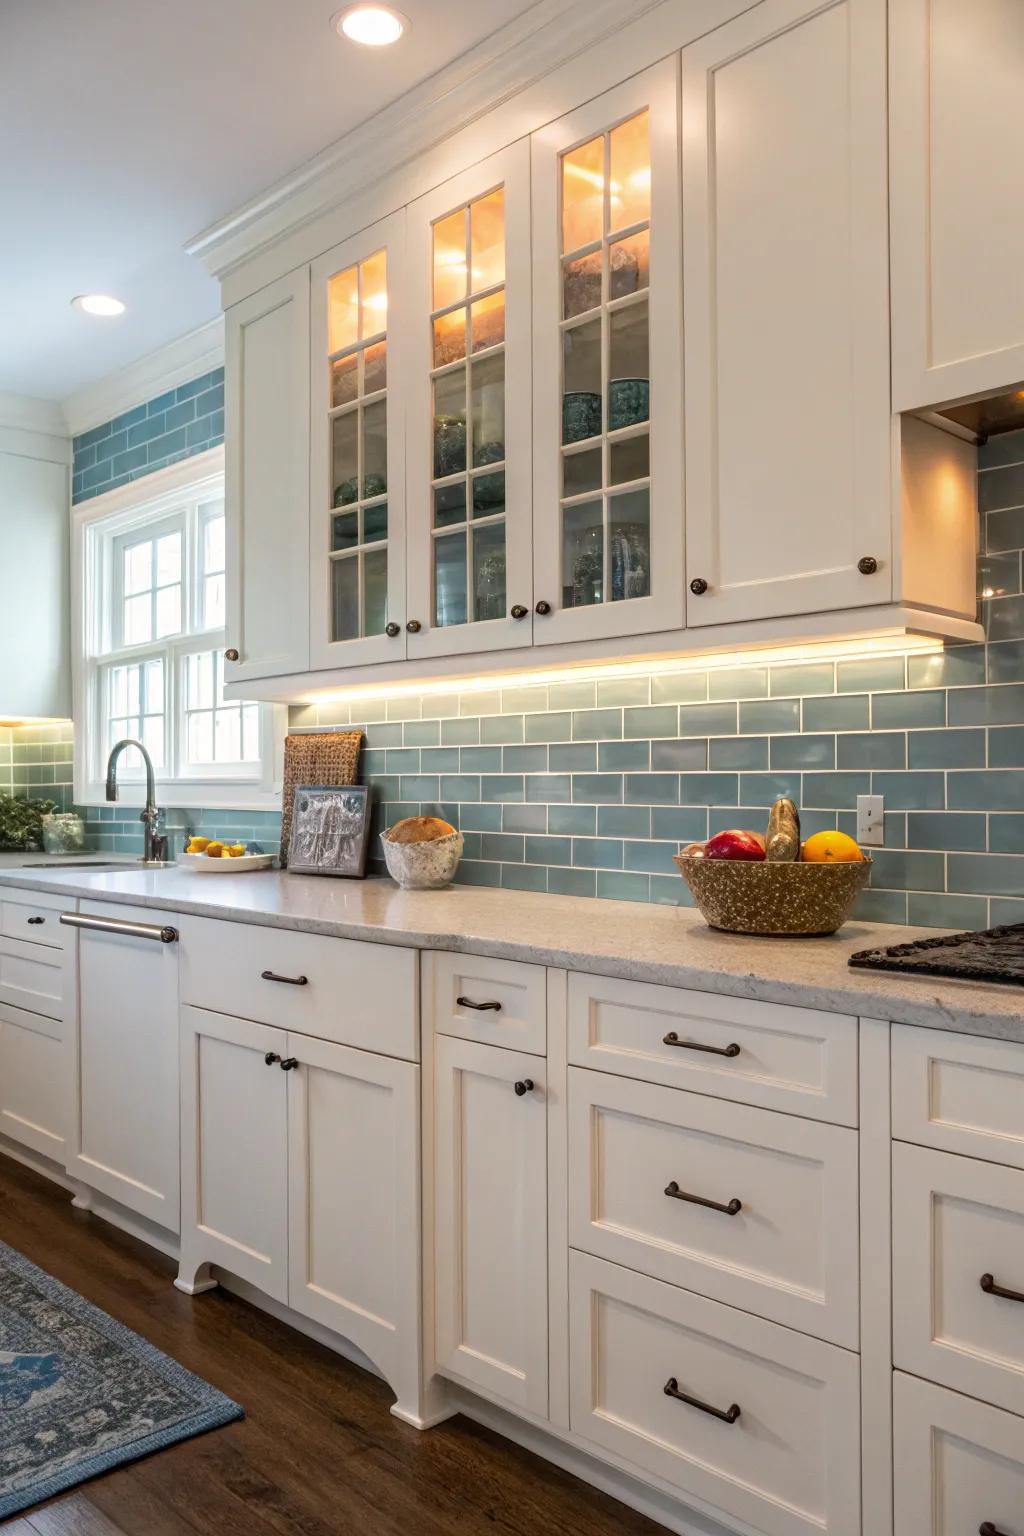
[386,815,456,845]
[765,798,801,862]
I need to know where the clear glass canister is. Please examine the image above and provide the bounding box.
[41,813,86,855]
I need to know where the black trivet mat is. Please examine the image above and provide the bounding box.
[849,921,1024,987]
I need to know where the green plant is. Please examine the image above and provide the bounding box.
[0,793,57,851]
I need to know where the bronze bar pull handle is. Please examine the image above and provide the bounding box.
[980,1273,1024,1305]
[980,1524,1010,1536]
[261,970,309,987]
[665,1181,742,1217]
[663,1031,740,1058]
[664,1377,740,1424]
[457,996,502,1012]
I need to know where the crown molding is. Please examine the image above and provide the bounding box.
[61,317,225,439]
[187,0,660,281]
[0,391,66,439]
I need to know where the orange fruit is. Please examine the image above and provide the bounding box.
[801,830,863,863]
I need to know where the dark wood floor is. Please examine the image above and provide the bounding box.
[0,1155,662,1536]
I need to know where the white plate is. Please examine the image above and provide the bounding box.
[178,852,275,873]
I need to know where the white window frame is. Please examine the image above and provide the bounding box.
[72,447,285,811]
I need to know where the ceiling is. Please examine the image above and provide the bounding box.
[0,0,542,405]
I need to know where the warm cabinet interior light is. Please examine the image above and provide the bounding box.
[334,5,406,45]
[71,294,126,317]
[299,634,943,709]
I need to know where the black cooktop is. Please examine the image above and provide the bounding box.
[849,922,1024,987]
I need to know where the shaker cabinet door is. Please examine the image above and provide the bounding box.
[433,1034,549,1415]
[682,0,892,625]
[309,212,409,669]
[405,141,533,660]
[890,0,1024,410]
[224,268,311,683]
[531,60,683,645]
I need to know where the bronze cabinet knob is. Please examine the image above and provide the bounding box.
[406,619,422,633]
[510,604,529,620]
[689,578,709,596]
[224,647,240,661]
[385,622,401,637]
[535,600,552,615]
[857,556,879,575]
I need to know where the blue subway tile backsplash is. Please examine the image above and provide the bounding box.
[71,368,225,504]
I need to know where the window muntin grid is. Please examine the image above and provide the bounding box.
[559,110,652,610]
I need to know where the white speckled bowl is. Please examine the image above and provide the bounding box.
[381,830,464,890]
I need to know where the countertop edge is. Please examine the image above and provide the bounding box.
[2,868,1018,1043]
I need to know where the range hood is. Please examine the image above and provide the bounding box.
[918,385,1024,445]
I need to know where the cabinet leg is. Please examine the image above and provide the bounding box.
[390,1374,456,1431]
[70,1183,93,1213]
[174,1259,218,1297]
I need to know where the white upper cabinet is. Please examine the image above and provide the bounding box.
[890,0,1024,411]
[225,269,310,682]
[531,62,684,645]
[309,212,408,669]
[405,143,533,659]
[682,0,892,626]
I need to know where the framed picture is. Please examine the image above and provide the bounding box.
[287,784,372,878]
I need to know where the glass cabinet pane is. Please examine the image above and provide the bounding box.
[323,246,393,643]
[557,110,652,608]
[428,182,510,627]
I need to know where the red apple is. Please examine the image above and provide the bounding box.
[704,829,767,862]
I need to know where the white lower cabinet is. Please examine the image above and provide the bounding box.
[64,901,181,1232]
[179,1001,422,1413]
[894,1372,1024,1536]
[569,1251,861,1536]
[433,1033,548,1416]
[0,1001,65,1162]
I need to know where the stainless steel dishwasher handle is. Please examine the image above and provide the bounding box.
[60,912,179,944]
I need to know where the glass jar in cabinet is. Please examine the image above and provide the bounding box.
[308,211,408,670]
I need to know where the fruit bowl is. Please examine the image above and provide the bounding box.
[675,854,872,936]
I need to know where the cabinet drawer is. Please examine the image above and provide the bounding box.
[180,917,418,1061]
[568,1069,859,1347]
[426,951,546,1055]
[0,935,62,1020]
[0,888,69,950]
[569,1252,860,1536]
[894,1372,1024,1536]
[894,1141,1024,1417]
[893,1023,1024,1169]
[567,972,858,1125]
[0,1002,65,1161]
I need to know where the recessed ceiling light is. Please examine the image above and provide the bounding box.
[72,294,126,317]
[333,4,407,46]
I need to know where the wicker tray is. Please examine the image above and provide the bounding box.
[675,854,872,936]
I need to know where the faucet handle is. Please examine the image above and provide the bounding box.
[150,834,169,863]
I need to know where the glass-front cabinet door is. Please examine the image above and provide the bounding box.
[531,61,683,645]
[309,211,407,669]
[405,142,532,659]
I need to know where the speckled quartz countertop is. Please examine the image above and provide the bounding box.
[1,862,1021,1043]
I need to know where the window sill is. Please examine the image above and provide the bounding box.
[76,781,283,815]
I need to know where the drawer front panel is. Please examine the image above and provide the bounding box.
[427,951,546,1055]
[894,1372,1024,1536]
[567,971,858,1125]
[180,917,418,1061]
[0,935,62,1021]
[893,1141,1024,1417]
[0,890,69,950]
[568,1068,859,1346]
[893,1023,1024,1169]
[569,1252,860,1536]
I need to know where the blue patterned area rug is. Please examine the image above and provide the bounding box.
[0,1239,243,1518]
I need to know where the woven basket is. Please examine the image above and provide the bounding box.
[675,854,872,936]
[280,731,362,866]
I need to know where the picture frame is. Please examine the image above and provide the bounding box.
[286,784,372,878]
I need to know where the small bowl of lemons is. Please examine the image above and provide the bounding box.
[180,837,275,873]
